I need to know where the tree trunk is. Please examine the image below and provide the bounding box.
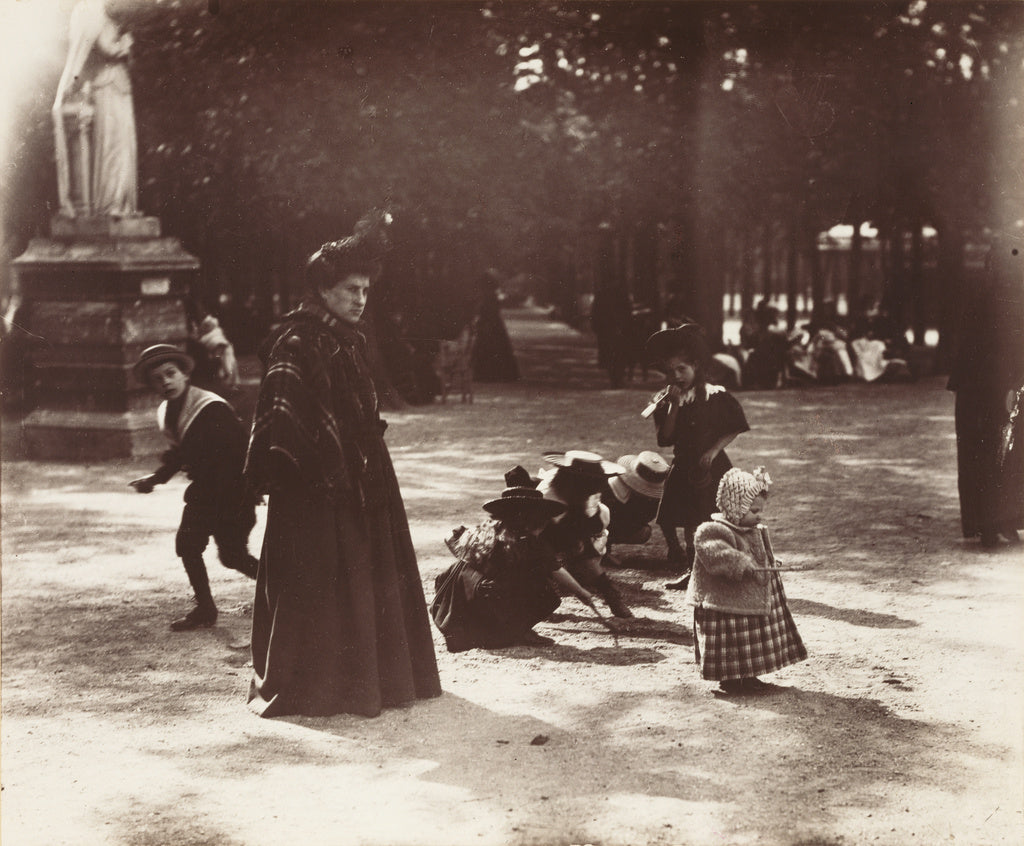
[886,227,907,337]
[849,218,864,317]
[807,224,825,324]
[786,213,799,330]
[909,220,926,347]
[761,221,774,301]
[933,222,964,374]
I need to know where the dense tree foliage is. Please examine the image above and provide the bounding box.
[3,1,1021,366]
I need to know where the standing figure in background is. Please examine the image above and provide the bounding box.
[244,221,441,718]
[53,0,137,216]
[590,284,633,388]
[644,323,750,587]
[129,344,258,631]
[538,451,635,619]
[472,271,520,382]
[947,238,1024,548]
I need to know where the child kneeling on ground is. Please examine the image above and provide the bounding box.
[130,344,259,631]
[686,466,807,695]
[431,469,615,651]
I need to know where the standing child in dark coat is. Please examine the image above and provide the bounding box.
[686,466,806,695]
[130,344,258,631]
[643,323,750,588]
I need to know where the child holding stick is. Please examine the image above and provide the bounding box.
[643,323,750,587]
[686,466,807,695]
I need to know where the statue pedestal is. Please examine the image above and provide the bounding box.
[12,214,199,460]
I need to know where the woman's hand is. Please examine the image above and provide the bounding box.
[698,448,718,469]
[666,384,685,403]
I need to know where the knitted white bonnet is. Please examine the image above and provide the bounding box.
[716,466,772,523]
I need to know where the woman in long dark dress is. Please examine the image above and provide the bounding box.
[947,239,1024,548]
[472,272,520,382]
[244,227,442,717]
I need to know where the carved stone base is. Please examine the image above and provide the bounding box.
[12,216,199,461]
[49,214,161,241]
[21,409,163,461]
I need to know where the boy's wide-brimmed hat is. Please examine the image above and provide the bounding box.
[610,451,670,500]
[644,322,709,366]
[483,486,567,523]
[542,450,624,479]
[132,344,194,385]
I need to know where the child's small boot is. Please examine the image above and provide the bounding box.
[594,573,634,619]
[664,570,691,591]
[172,555,218,631]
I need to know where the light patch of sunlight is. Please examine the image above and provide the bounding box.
[804,433,869,441]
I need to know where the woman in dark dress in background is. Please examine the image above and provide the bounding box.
[947,237,1024,548]
[472,271,520,382]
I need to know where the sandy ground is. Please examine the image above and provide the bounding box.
[2,307,1023,846]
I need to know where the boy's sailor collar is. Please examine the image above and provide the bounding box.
[158,384,227,446]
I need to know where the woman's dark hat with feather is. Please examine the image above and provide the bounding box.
[306,209,393,285]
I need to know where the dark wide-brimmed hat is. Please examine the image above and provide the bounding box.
[483,486,567,523]
[610,451,670,500]
[504,465,540,489]
[644,323,709,366]
[542,450,624,479]
[132,344,194,385]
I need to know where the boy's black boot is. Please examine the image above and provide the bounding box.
[594,573,634,619]
[172,555,218,631]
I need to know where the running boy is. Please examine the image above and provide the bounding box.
[130,344,258,630]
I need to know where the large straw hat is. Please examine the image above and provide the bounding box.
[609,451,670,500]
[542,450,624,479]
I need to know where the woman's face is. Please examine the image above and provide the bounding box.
[665,353,697,390]
[321,274,370,326]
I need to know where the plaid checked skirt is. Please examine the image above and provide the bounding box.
[693,573,807,681]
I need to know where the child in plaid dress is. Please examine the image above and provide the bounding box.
[686,466,806,694]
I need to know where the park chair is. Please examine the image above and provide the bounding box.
[436,317,478,404]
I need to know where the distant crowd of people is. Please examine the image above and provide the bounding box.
[589,289,919,392]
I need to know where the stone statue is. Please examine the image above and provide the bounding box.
[52,0,138,218]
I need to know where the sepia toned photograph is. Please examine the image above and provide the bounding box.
[1,1,1022,844]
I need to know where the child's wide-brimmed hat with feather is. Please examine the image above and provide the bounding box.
[644,322,710,367]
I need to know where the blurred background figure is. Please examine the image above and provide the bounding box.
[947,236,1024,549]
